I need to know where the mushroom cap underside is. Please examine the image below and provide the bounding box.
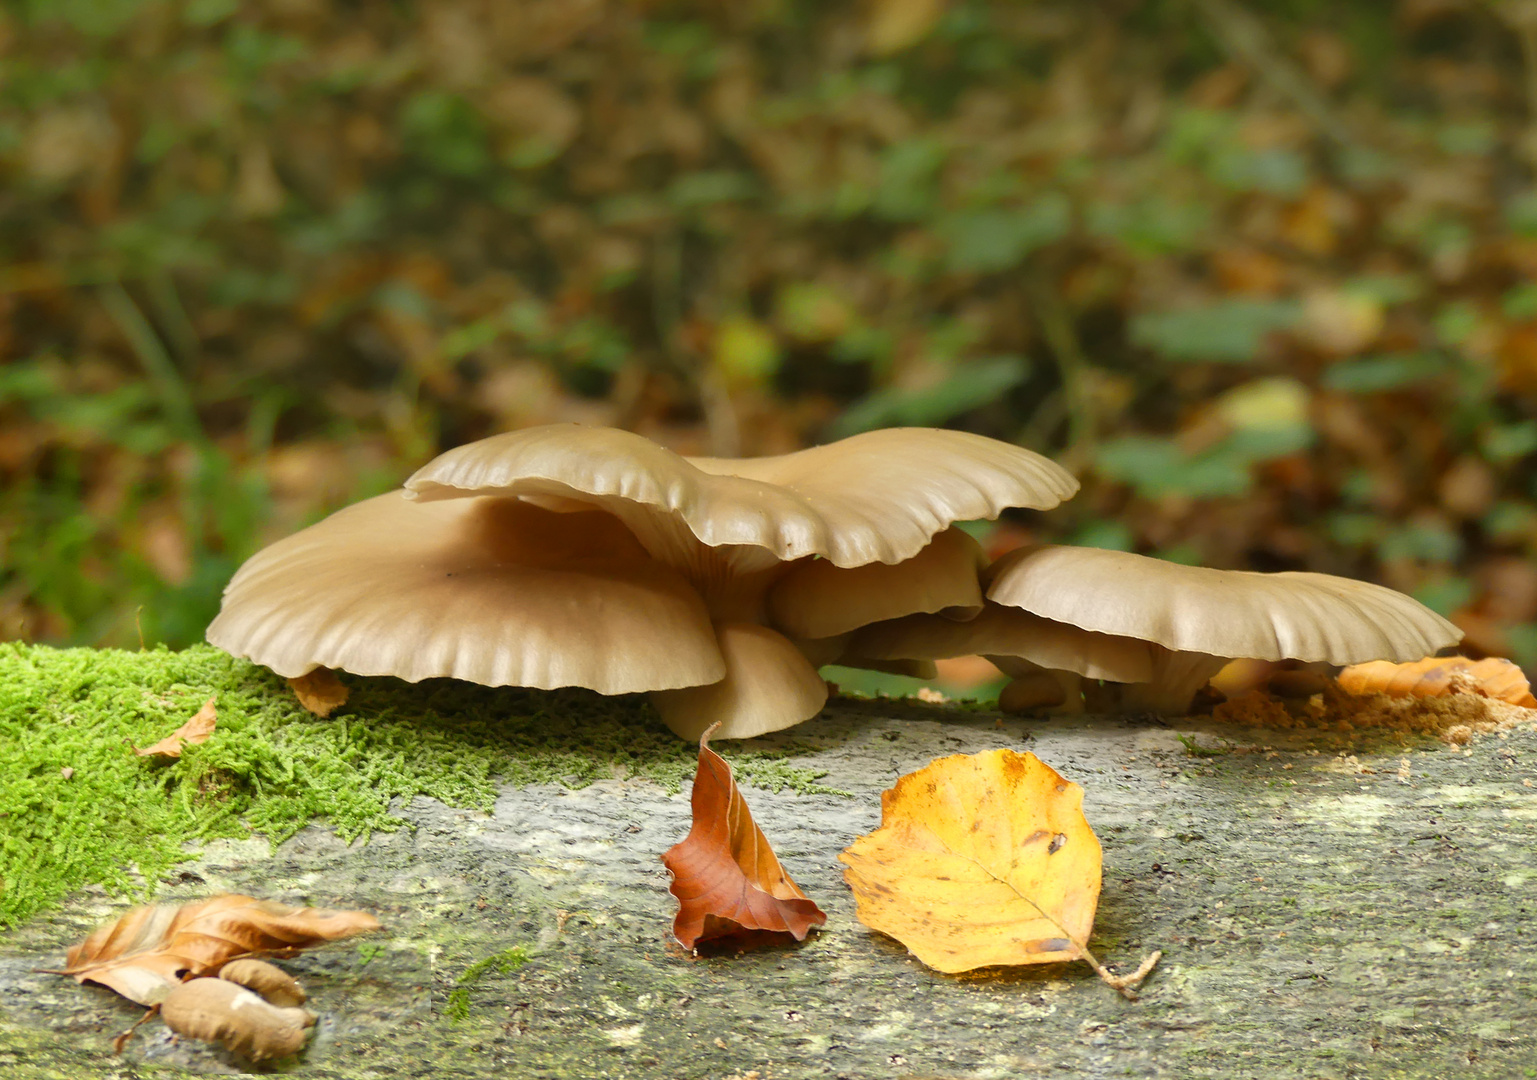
[207,492,726,693]
[987,545,1463,665]
[848,604,1155,683]
[404,423,1077,568]
[766,526,987,640]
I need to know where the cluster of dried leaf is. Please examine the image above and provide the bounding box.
[662,727,1159,1000]
[50,894,377,1061]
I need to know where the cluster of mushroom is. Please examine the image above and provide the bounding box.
[208,423,1461,738]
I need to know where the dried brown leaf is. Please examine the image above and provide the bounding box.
[661,726,826,949]
[133,697,217,759]
[288,668,350,717]
[53,895,380,1007]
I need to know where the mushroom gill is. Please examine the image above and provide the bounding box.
[207,493,725,693]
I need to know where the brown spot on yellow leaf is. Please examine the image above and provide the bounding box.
[133,697,217,759]
[661,727,826,949]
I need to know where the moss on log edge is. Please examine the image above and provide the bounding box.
[0,644,839,928]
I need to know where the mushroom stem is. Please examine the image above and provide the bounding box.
[1110,649,1230,714]
[650,623,829,740]
[987,656,1085,715]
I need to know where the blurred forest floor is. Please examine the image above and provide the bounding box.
[1,0,1535,684]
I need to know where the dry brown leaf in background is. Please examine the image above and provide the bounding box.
[661,725,827,949]
[840,749,1158,998]
[288,668,350,717]
[133,697,217,758]
[52,894,380,1006]
[1338,656,1536,708]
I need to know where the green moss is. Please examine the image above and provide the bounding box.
[0,644,840,928]
[444,946,532,1023]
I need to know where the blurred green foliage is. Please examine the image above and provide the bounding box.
[0,0,1534,673]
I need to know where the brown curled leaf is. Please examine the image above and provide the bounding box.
[288,668,349,717]
[218,958,306,1008]
[661,724,826,949]
[134,697,217,758]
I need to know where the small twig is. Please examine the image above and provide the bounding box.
[1073,944,1164,1002]
[1026,272,1097,468]
[111,1007,159,1054]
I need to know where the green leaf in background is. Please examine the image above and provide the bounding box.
[1068,520,1135,551]
[1484,500,1537,542]
[400,90,491,178]
[713,316,781,385]
[1320,353,1448,393]
[872,137,947,221]
[1094,435,1254,499]
[1209,147,1309,196]
[1378,519,1463,564]
[830,356,1028,437]
[668,170,758,209]
[1086,195,1212,256]
[940,194,1071,274]
[1412,574,1475,618]
[1480,421,1537,463]
[1130,299,1301,363]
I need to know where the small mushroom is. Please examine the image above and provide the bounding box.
[160,977,315,1062]
[984,546,1463,714]
[847,604,1153,713]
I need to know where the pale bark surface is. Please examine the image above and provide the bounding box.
[3,698,1535,1079]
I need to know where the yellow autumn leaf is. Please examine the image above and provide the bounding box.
[840,749,1160,996]
[841,748,1099,970]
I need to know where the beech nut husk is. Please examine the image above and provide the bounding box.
[218,958,306,1008]
[160,977,315,1061]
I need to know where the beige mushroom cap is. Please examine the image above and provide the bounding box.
[987,546,1462,665]
[206,493,725,693]
[766,527,988,640]
[405,424,1077,570]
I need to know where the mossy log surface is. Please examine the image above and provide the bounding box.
[2,650,1536,1079]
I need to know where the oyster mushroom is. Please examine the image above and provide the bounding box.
[766,526,987,641]
[211,424,1079,738]
[207,493,725,693]
[983,546,1463,714]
